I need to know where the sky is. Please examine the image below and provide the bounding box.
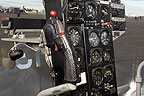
[0,0,144,16]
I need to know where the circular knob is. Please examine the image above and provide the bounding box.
[50,10,56,17]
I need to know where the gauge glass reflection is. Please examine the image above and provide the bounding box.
[101,31,110,46]
[69,28,81,46]
[89,32,100,47]
[93,69,103,86]
[86,4,97,19]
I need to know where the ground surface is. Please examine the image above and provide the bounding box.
[0,13,144,96]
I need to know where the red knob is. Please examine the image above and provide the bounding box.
[50,10,56,17]
[105,22,111,26]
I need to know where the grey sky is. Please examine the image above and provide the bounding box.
[0,0,144,16]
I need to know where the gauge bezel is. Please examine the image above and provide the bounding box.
[67,26,82,47]
[88,30,100,47]
[92,68,104,86]
[100,30,111,46]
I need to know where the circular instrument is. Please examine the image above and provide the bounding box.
[69,28,81,46]
[103,51,111,62]
[69,3,82,19]
[104,66,114,82]
[86,4,97,19]
[100,5,109,18]
[101,31,110,46]
[92,68,103,86]
[89,31,100,47]
[91,50,102,65]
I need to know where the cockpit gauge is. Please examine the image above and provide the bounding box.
[69,28,81,46]
[89,32,100,47]
[86,4,97,19]
[91,50,102,65]
[92,68,103,86]
[104,66,114,82]
[100,5,109,18]
[69,3,82,19]
[101,31,110,46]
[103,51,111,62]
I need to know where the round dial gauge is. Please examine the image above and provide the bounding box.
[69,3,82,18]
[92,69,103,86]
[101,31,110,46]
[100,5,108,17]
[89,32,100,47]
[91,50,102,65]
[103,51,111,62]
[69,28,81,46]
[104,66,114,82]
[86,4,97,19]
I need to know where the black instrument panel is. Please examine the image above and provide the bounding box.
[65,0,118,96]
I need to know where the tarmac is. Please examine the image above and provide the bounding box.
[0,13,144,96]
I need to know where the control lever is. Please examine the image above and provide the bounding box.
[43,18,81,83]
[37,83,76,96]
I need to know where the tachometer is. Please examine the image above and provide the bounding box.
[101,31,110,46]
[89,32,100,47]
[86,4,97,19]
[69,28,81,46]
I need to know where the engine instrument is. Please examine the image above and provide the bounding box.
[92,68,103,86]
[103,51,111,62]
[86,4,97,19]
[104,66,114,82]
[89,31,100,47]
[101,31,110,46]
[69,3,83,19]
[69,28,81,46]
[91,50,102,65]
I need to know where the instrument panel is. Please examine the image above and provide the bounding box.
[65,0,118,96]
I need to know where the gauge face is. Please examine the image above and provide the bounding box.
[92,69,103,86]
[104,66,114,82]
[89,32,100,47]
[91,50,102,65]
[69,28,81,46]
[86,4,97,19]
[69,3,82,18]
[103,51,111,62]
[101,6,108,17]
[101,31,110,46]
